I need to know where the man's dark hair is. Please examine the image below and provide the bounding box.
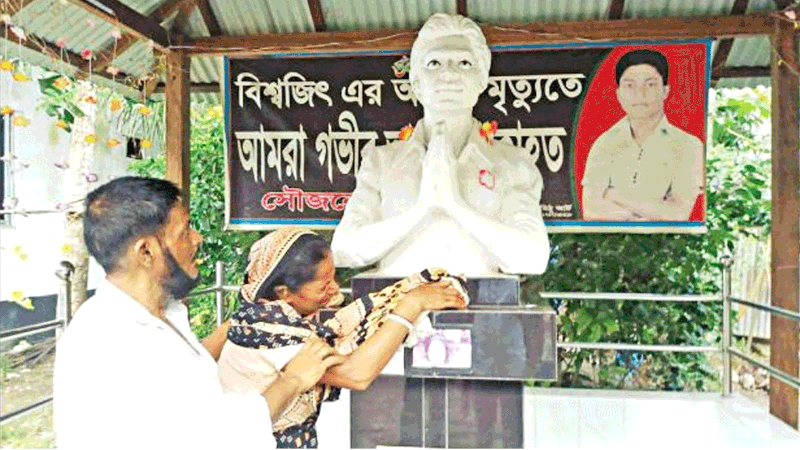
[254,233,330,300]
[615,49,669,86]
[83,176,182,273]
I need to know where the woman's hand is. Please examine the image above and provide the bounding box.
[398,280,467,319]
[282,337,345,392]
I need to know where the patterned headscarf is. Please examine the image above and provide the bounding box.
[242,227,314,303]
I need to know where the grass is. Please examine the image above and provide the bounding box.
[0,405,55,449]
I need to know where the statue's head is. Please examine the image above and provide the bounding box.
[409,14,491,111]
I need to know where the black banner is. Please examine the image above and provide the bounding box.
[225,41,708,232]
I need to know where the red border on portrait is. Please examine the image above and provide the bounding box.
[573,43,707,222]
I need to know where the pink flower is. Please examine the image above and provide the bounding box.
[478,169,496,190]
[81,49,93,61]
[3,197,19,209]
[85,173,99,183]
[106,66,120,76]
[110,29,122,40]
[56,38,66,49]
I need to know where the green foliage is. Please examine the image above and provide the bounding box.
[130,106,260,338]
[37,75,85,132]
[526,87,771,391]
[36,71,164,143]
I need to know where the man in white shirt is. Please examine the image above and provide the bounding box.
[54,176,344,449]
[582,49,704,221]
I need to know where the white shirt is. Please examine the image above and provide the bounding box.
[582,116,704,220]
[333,118,549,276]
[54,278,276,450]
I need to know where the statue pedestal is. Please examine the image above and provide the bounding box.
[347,274,557,448]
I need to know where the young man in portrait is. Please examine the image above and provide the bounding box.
[581,49,704,221]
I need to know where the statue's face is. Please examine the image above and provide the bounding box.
[412,34,486,112]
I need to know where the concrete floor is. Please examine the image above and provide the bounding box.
[316,386,800,449]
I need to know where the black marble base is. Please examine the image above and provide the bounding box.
[351,273,520,306]
[350,376,523,449]
[406,310,556,380]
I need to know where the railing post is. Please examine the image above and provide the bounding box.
[216,261,225,326]
[720,254,733,397]
[55,261,75,340]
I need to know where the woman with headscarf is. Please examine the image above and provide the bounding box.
[217,228,467,448]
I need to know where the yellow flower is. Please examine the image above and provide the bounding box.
[53,76,71,90]
[61,243,73,254]
[1,105,14,116]
[398,124,414,141]
[106,138,120,147]
[141,139,152,148]
[12,72,30,82]
[55,119,68,129]
[137,105,151,116]
[0,60,13,71]
[109,99,122,112]
[83,95,97,104]
[85,134,97,143]
[10,291,34,310]
[12,115,30,126]
[12,245,24,254]
[18,253,29,261]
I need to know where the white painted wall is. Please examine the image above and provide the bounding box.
[0,65,156,302]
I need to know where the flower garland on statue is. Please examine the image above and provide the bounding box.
[397,121,499,142]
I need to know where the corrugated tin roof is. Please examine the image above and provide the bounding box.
[1,0,785,99]
[213,0,314,35]
[320,0,455,31]
[469,0,611,23]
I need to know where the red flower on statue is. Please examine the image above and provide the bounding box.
[478,169,495,190]
[399,124,414,141]
[479,121,498,142]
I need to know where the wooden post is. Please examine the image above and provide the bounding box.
[165,49,191,202]
[770,17,799,430]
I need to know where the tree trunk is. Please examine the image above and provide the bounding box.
[63,81,97,314]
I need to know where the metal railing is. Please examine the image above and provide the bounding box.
[184,256,800,397]
[0,262,74,425]
[4,254,799,425]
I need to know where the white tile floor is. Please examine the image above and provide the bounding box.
[316,386,800,449]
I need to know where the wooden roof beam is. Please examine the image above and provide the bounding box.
[715,65,769,78]
[0,0,37,16]
[66,0,178,50]
[182,13,777,56]
[711,0,750,85]
[152,0,196,21]
[607,0,626,20]
[196,0,222,36]
[457,0,467,17]
[91,0,199,75]
[307,0,326,32]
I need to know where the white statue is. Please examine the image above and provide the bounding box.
[331,13,550,277]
